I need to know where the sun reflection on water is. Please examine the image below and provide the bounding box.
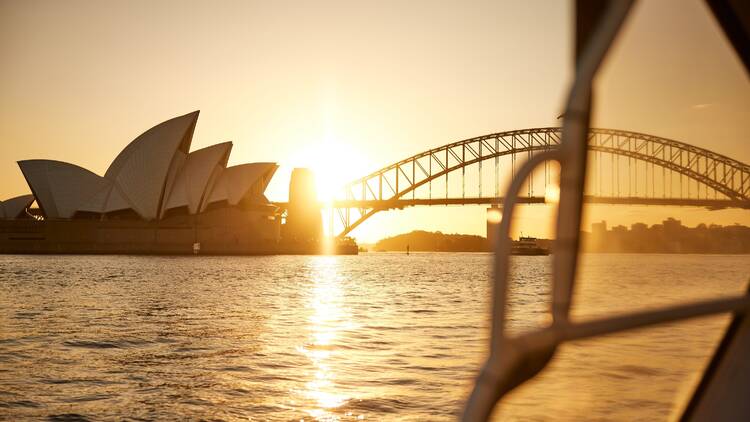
[298,256,357,421]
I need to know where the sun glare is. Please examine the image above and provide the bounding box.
[487,208,503,224]
[544,184,560,204]
[285,138,365,204]
[297,258,355,420]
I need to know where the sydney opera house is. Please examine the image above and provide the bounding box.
[0,111,348,254]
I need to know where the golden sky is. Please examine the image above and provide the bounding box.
[1,0,747,242]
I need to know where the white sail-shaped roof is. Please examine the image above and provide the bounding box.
[162,142,232,215]
[103,111,199,220]
[202,163,278,210]
[11,111,284,221]
[18,160,111,219]
[76,183,133,215]
[0,194,35,219]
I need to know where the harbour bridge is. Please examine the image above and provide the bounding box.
[276,127,750,238]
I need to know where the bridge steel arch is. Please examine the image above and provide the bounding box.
[335,128,750,237]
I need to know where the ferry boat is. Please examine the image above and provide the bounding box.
[511,236,550,256]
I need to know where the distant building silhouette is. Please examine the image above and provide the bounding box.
[583,218,750,254]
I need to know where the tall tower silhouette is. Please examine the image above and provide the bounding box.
[284,168,323,241]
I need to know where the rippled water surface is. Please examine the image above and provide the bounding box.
[1,253,748,421]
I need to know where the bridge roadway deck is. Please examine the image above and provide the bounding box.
[273,196,749,210]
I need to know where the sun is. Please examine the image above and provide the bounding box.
[287,138,366,203]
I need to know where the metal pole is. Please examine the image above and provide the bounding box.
[479,141,483,197]
[412,159,416,199]
[462,144,466,199]
[446,148,449,199]
[495,139,500,198]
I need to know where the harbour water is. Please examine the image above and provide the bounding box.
[0,253,748,421]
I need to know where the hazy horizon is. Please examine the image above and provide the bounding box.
[1,0,748,243]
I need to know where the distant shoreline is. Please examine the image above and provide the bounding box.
[370,227,750,254]
[362,249,749,255]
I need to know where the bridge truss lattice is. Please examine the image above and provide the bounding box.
[332,128,749,237]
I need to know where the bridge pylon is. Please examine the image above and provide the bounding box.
[486,206,503,249]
